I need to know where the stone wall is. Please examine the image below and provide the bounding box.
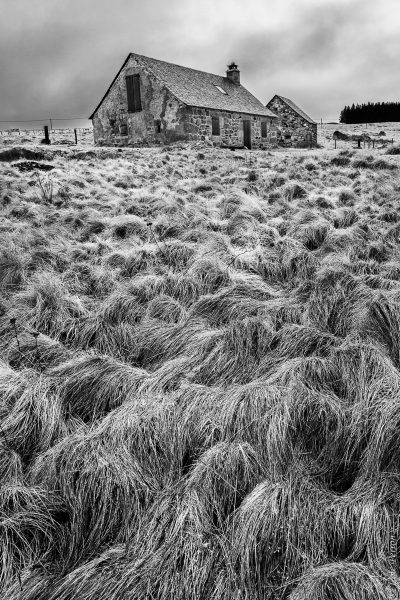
[266,96,317,147]
[92,55,187,146]
[184,108,278,148]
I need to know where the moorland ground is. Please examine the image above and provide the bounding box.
[319,121,400,149]
[1,135,400,599]
[2,120,400,149]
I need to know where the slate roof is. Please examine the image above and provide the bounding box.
[268,95,316,124]
[90,53,277,119]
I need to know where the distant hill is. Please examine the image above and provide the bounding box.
[340,102,400,124]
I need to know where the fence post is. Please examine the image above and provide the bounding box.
[334,139,337,149]
[43,125,50,145]
[373,140,375,149]
[74,128,78,145]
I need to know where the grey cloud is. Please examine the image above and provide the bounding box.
[0,0,399,124]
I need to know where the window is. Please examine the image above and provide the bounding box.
[214,85,228,95]
[261,121,268,138]
[126,74,142,112]
[211,116,220,135]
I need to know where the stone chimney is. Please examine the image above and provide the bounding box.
[226,62,240,85]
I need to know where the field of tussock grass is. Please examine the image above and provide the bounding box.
[1,141,400,599]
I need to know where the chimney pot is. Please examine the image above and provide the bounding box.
[226,62,240,85]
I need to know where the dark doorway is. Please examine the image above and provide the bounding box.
[243,119,251,149]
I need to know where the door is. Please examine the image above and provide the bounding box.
[243,119,251,149]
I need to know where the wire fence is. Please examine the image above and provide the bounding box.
[0,117,91,126]
[0,127,92,135]
[0,117,92,140]
[0,118,93,145]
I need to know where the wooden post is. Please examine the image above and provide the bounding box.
[358,139,361,148]
[334,139,337,149]
[74,128,78,144]
[49,118,53,130]
[43,125,50,145]
[373,139,375,149]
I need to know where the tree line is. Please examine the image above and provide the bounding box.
[340,102,400,124]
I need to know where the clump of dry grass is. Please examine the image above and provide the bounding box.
[386,144,400,155]
[30,431,152,571]
[5,331,72,370]
[288,562,400,600]
[8,272,86,341]
[302,269,369,336]
[0,247,28,292]
[364,295,400,368]
[164,317,275,387]
[92,396,181,483]
[228,469,331,596]
[72,314,138,359]
[284,181,307,200]
[2,383,66,462]
[337,187,356,206]
[218,381,282,450]
[49,354,148,421]
[190,281,274,325]
[186,441,263,525]
[0,445,23,485]
[0,484,65,593]
[146,294,187,323]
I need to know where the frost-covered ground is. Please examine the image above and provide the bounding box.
[1,140,400,599]
[318,121,400,149]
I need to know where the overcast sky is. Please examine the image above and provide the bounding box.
[0,0,399,127]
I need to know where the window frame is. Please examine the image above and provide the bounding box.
[211,116,220,136]
[261,121,268,138]
[126,74,142,113]
[214,85,228,95]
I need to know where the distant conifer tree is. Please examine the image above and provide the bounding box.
[339,101,400,123]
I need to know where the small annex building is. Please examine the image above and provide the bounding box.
[266,94,317,147]
[90,53,278,148]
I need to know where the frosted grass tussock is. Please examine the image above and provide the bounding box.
[288,562,400,600]
[1,142,400,598]
[49,355,148,421]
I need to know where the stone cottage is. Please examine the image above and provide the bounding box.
[89,53,278,148]
[266,95,317,147]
